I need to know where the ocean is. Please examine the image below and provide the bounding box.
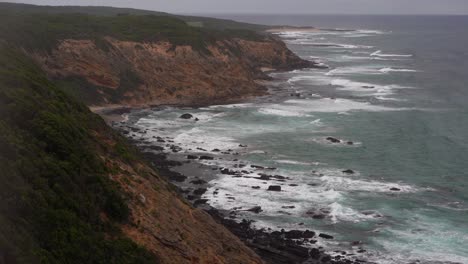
[120,15,468,264]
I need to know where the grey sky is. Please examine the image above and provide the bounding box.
[5,0,468,15]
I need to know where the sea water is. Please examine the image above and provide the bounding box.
[123,15,468,264]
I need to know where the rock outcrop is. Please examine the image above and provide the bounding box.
[33,36,312,107]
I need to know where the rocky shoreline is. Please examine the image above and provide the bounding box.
[111,119,371,264]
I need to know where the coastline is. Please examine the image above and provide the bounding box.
[118,124,367,264]
[101,72,370,264]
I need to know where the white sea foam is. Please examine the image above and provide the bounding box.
[289,42,374,49]
[325,66,384,76]
[371,50,413,58]
[319,174,417,193]
[258,107,312,117]
[283,98,403,113]
[274,160,316,166]
[379,67,419,73]
[173,127,240,150]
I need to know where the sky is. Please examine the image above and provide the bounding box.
[5,0,468,15]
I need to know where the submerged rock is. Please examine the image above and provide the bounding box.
[390,187,401,191]
[342,169,355,174]
[179,113,193,119]
[326,137,341,143]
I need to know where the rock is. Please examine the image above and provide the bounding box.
[251,186,261,189]
[251,165,265,169]
[194,118,199,121]
[257,174,271,180]
[289,184,299,187]
[146,145,164,151]
[221,168,236,175]
[193,188,207,195]
[212,148,221,152]
[239,144,248,147]
[390,187,401,191]
[271,175,284,180]
[326,137,341,143]
[190,179,207,185]
[347,141,354,145]
[281,206,295,209]
[193,199,208,206]
[342,169,355,174]
[362,85,375,89]
[303,230,315,238]
[187,155,198,159]
[284,230,304,239]
[246,206,262,213]
[179,113,193,119]
[267,185,281,192]
[199,155,214,160]
[157,139,166,143]
[312,214,326,220]
[319,233,334,239]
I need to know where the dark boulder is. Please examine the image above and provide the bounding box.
[319,233,334,239]
[390,187,401,191]
[246,206,262,214]
[251,186,261,189]
[199,155,214,160]
[193,188,207,196]
[221,168,236,175]
[326,137,341,143]
[179,113,193,119]
[267,185,282,192]
[187,155,198,159]
[190,179,207,185]
[342,169,355,174]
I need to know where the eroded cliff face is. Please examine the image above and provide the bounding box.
[33,36,311,106]
[94,132,263,264]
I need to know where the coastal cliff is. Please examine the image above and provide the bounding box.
[0,7,312,107]
[0,4,316,264]
[0,44,262,264]
[33,36,309,106]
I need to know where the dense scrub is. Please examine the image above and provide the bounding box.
[0,8,266,53]
[0,2,268,31]
[0,45,157,263]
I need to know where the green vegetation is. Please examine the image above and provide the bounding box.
[0,44,158,263]
[0,2,269,31]
[0,4,267,54]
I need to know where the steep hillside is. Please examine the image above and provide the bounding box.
[0,45,263,264]
[0,2,268,31]
[0,7,313,107]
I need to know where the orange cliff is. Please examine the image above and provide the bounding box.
[32,35,313,107]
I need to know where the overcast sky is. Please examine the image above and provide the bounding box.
[5,0,468,15]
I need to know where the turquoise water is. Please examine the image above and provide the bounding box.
[126,16,468,263]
